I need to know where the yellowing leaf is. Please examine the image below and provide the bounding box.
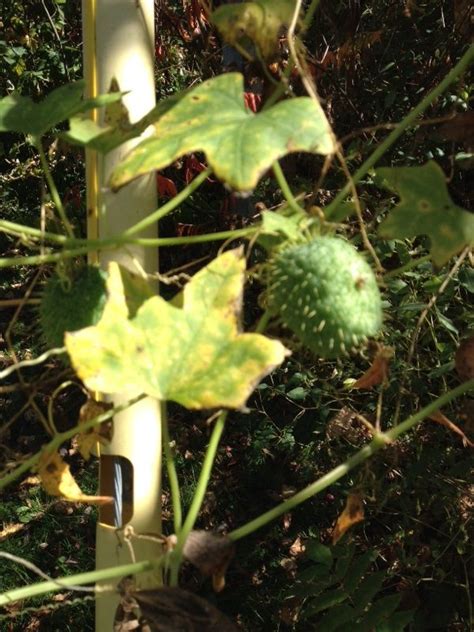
[352,345,394,389]
[37,452,113,504]
[74,398,113,460]
[66,250,289,409]
[212,0,297,59]
[110,73,335,193]
[332,493,364,544]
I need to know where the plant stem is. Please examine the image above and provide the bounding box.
[383,254,432,279]
[255,308,272,333]
[229,378,474,541]
[0,558,163,606]
[0,227,259,268]
[272,161,305,214]
[302,0,322,32]
[169,410,227,585]
[0,394,145,492]
[123,168,212,236]
[161,407,183,533]
[325,45,474,219]
[34,137,75,238]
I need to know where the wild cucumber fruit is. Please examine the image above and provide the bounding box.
[39,265,108,348]
[268,237,382,358]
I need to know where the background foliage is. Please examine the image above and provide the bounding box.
[0,1,472,630]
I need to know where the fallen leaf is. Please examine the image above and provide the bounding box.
[332,492,364,544]
[0,522,24,542]
[455,335,474,381]
[352,345,394,389]
[428,409,474,448]
[37,452,113,504]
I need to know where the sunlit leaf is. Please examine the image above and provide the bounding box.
[0,81,125,137]
[332,493,364,544]
[110,73,335,192]
[66,251,289,409]
[377,161,474,268]
[37,451,113,504]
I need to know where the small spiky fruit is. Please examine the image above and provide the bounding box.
[39,265,107,348]
[268,237,382,358]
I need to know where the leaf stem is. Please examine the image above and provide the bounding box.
[272,161,305,214]
[383,254,432,279]
[228,378,474,541]
[169,410,227,585]
[0,394,146,492]
[325,45,474,219]
[0,227,259,268]
[161,407,182,533]
[0,557,163,606]
[123,168,212,236]
[34,137,75,238]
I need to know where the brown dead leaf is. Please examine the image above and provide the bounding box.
[37,451,113,504]
[182,530,235,592]
[436,111,474,146]
[73,398,113,460]
[332,492,365,544]
[289,536,306,557]
[352,346,394,389]
[455,335,474,382]
[428,409,474,448]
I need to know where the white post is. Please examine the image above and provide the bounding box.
[82,2,162,630]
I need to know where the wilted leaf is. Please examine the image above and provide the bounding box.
[183,531,235,592]
[212,0,296,59]
[0,81,125,137]
[131,587,238,631]
[37,452,113,504]
[66,250,289,409]
[110,73,334,193]
[332,493,364,544]
[377,161,474,267]
[352,346,394,389]
[74,398,113,460]
[428,409,474,448]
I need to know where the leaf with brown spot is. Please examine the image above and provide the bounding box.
[352,346,394,389]
[332,492,365,544]
[37,452,113,504]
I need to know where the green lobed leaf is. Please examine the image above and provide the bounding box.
[377,161,474,268]
[66,250,289,410]
[110,73,335,192]
[212,0,297,59]
[0,81,125,137]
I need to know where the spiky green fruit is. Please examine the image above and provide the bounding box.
[268,237,382,358]
[39,265,108,348]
